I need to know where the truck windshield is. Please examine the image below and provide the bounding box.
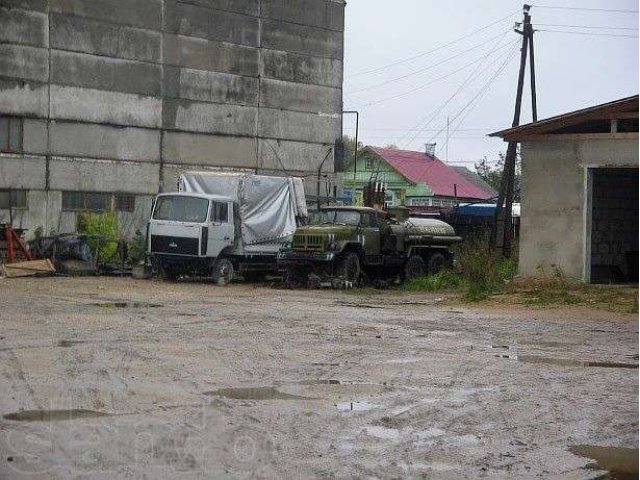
[313,210,360,226]
[153,196,209,223]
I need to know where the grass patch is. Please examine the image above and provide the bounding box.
[404,270,462,292]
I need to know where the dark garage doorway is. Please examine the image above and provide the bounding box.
[590,168,639,284]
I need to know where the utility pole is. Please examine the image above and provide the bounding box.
[491,4,536,257]
[343,110,359,205]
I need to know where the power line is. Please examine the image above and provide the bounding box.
[532,4,639,14]
[427,44,520,148]
[537,29,638,38]
[347,9,521,78]
[352,41,517,109]
[536,23,638,30]
[400,38,518,148]
[345,30,511,96]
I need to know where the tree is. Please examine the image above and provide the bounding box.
[384,143,399,150]
[475,151,521,201]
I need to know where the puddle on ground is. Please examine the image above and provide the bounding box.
[57,340,85,348]
[93,302,162,309]
[495,354,638,369]
[204,387,310,401]
[3,409,111,422]
[570,445,639,480]
[335,401,378,412]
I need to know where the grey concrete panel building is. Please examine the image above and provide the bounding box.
[0,0,345,238]
[491,96,639,284]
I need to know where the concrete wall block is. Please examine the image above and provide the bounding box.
[163,99,257,136]
[1,0,48,11]
[262,0,344,32]
[50,0,162,30]
[163,34,259,77]
[0,7,48,47]
[258,138,333,172]
[0,44,48,82]
[51,85,162,128]
[0,78,48,117]
[260,78,340,114]
[262,18,342,59]
[50,13,161,63]
[167,3,259,47]
[50,122,160,162]
[51,50,162,96]
[0,155,46,189]
[258,108,340,144]
[165,67,258,106]
[162,130,257,166]
[578,139,639,167]
[261,49,341,88]
[172,0,259,16]
[22,118,48,154]
[49,157,160,194]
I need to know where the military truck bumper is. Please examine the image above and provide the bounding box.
[277,251,335,267]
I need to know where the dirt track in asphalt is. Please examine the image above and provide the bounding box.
[0,277,637,479]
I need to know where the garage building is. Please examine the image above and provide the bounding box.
[491,95,638,284]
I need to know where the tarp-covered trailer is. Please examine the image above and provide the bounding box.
[148,172,307,283]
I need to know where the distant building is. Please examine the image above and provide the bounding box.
[491,95,638,284]
[339,146,495,209]
[0,0,345,238]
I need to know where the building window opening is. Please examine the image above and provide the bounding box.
[0,117,24,153]
[0,189,27,209]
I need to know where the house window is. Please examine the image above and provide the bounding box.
[0,189,27,209]
[365,157,376,170]
[0,117,24,153]
[114,193,135,212]
[62,191,111,212]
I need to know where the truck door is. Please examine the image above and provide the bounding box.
[207,201,234,257]
[360,212,381,262]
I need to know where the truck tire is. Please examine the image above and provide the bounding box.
[427,252,447,274]
[404,255,426,281]
[160,264,180,281]
[336,252,361,285]
[212,259,234,286]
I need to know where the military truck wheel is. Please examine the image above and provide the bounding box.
[336,252,361,285]
[404,255,426,281]
[427,252,447,274]
[212,259,234,286]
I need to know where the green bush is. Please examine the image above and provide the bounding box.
[404,270,462,291]
[128,229,147,265]
[77,212,119,264]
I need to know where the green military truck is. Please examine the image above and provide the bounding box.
[277,206,462,287]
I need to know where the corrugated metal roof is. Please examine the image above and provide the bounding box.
[489,95,638,140]
[368,147,494,200]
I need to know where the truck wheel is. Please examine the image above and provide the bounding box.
[213,259,234,286]
[404,255,426,281]
[427,252,447,274]
[160,264,180,281]
[336,252,361,285]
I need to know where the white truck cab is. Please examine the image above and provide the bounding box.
[147,172,308,284]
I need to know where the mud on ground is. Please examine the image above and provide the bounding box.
[0,277,637,479]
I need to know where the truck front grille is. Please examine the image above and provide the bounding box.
[151,235,199,256]
[293,234,324,252]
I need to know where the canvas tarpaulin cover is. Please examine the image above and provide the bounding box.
[178,172,307,245]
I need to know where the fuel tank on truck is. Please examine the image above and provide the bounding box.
[389,217,460,243]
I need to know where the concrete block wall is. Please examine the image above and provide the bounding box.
[0,0,345,238]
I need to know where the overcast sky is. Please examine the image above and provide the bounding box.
[342,0,639,167]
